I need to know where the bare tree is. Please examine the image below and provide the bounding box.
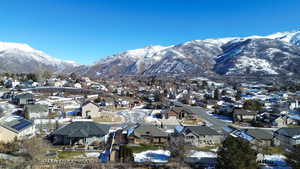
[168,133,186,167]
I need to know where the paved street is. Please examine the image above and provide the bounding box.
[180,104,277,134]
[183,105,230,133]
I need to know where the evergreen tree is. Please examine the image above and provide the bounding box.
[27,73,38,82]
[236,90,242,101]
[202,80,208,88]
[243,100,262,111]
[286,145,300,169]
[216,136,257,169]
[214,89,219,100]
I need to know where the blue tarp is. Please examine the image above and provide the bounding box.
[147,153,170,161]
[67,111,78,116]
[99,150,110,163]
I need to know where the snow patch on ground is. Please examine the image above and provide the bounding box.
[207,112,233,123]
[258,154,291,169]
[185,150,217,164]
[133,150,170,163]
[85,152,100,158]
[188,150,217,158]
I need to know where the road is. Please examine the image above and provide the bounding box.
[179,103,278,134]
[182,105,230,133]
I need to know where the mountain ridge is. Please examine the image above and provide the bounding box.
[77,30,300,77]
[1,30,300,78]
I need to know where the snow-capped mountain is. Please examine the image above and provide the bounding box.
[213,38,300,75]
[78,30,300,77]
[3,30,300,77]
[0,42,77,73]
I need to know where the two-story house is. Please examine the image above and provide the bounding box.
[274,127,300,149]
[174,125,222,147]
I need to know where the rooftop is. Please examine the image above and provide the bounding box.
[52,121,110,138]
[0,116,33,133]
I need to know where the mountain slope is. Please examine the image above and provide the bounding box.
[0,42,77,73]
[213,38,300,75]
[79,30,300,77]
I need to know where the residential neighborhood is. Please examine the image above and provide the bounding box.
[1,1,300,169]
[0,72,299,169]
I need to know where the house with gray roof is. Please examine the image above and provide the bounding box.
[12,93,35,106]
[243,129,273,147]
[24,104,49,120]
[50,121,110,145]
[173,125,223,147]
[127,124,168,145]
[233,109,258,123]
[274,127,300,149]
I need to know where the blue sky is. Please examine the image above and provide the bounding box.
[0,0,299,64]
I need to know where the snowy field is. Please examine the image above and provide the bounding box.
[185,150,217,164]
[133,150,170,163]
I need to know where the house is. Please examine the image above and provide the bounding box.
[272,115,288,127]
[21,80,39,88]
[90,83,108,91]
[274,127,300,149]
[24,104,49,120]
[206,100,217,109]
[127,124,168,145]
[12,93,35,106]
[4,79,20,88]
[244,129,273,147]
[80,101,100,118]
[46,79,66,87]
[233,109,258,123]
[164,106,197,121]
[50,121,110,145]
[74,83,82,88]
[174,125,222,147]
[0,116,35,143]
[1,91,15,99]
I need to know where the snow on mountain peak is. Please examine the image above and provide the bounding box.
[0,41,78,71]
[236,30,300,45]
[0,42,36,53]
[124,45,170,59]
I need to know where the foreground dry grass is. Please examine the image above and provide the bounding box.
[93,113,123,123]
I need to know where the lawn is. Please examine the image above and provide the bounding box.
[93,113,123,123]
[196,145,220,152]
[56,151,85,159]
[126,144,164,153]
[182,117,204,125]
[261,146,287,155]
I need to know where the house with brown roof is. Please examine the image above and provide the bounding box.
[127,124,168,145]
[165,106,197,121]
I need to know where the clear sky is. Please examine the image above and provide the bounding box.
[0,0,299,65]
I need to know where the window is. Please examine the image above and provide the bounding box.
[186,136,194,140]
